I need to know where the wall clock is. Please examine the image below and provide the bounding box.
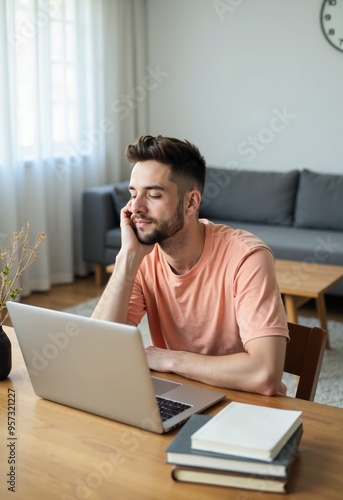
[321,0,343,52]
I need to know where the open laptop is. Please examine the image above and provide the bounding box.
[7,302,226,433]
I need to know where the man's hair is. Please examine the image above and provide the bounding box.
[125,135,206,194]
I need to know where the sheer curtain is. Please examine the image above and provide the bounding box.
[0,0,147,294]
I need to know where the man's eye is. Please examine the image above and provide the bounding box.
[148,194,161,199]
[130,195,136,200]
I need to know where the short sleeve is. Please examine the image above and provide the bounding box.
[233,248,289,346]
[127,276,146,326]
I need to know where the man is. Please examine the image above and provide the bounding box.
[92,135,288,395]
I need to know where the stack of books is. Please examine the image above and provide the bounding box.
[166,402,303,493]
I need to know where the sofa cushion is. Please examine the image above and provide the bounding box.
[294,169,343,230]
[200,168,299,226]
[111,180,130,219]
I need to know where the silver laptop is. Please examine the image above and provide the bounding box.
[7,302,226,433]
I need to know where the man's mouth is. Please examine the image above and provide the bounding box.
[132,216,154,228]
[135,220,151,228]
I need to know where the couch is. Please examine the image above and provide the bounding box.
[82,168,343,295]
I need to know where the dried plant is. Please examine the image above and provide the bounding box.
[0,222,47,324]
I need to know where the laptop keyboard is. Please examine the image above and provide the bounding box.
[156,396,192,422]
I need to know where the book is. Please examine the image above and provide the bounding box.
[171,465,288,493]
[191,402,302,462]
[166,414,303,478]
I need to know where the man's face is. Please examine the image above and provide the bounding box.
[128,160,185,245]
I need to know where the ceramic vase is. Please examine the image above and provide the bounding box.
[0,326,12,380]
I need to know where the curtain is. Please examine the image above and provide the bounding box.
[102,0,148,182]
[0,0,147,294]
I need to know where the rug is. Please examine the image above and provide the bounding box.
[65,298,343,409]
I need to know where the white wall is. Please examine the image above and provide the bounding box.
[146,0,343,174]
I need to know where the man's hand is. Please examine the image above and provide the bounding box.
[145,345,174,372]
[120,201,154,258]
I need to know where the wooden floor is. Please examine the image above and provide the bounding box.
[4,273,343,326]
[20,274,105,310]
[3,274,105,327]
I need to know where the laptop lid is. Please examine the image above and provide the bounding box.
[6,302,226,433]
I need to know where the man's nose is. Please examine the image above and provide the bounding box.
[130,195,147,214]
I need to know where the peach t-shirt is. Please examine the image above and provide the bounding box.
[127,220,288,354]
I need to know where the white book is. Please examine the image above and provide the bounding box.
[191,402,302,462]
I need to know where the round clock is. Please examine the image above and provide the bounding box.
[321,0,343,52]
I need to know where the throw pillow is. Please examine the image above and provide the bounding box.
[200,168,299,226]
[294,169,343,230]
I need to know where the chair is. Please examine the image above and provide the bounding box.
[284,322,328,401]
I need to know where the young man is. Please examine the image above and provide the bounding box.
[92,135,288,396]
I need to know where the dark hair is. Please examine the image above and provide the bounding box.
[125,135,206,194]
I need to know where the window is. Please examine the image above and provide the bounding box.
[10,0,78,158]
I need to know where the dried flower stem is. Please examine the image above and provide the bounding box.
[0,222,47,324]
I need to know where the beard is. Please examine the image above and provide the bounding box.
[132,199,185,245]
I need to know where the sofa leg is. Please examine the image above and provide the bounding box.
[95,263,104,287]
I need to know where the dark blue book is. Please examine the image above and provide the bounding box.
[166,414,303,479]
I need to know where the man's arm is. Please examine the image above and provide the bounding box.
[91,251,140,323]
[145,335,287,396]
[91,201,153,323]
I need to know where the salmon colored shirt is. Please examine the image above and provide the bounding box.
[127,220,289,354]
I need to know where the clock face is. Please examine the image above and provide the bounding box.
[321,0,343,52]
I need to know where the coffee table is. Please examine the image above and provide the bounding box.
[275,259,343,348]
[106,263,115,273]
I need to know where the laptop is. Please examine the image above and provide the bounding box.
[7,302,226,433]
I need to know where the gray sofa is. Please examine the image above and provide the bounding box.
[82,168,343,295]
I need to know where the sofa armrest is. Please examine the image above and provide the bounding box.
[82,184,117,264]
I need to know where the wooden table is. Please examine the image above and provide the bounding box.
[1,326,343,499]
[275,259,343,347]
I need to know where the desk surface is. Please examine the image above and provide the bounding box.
[1,326,343,500]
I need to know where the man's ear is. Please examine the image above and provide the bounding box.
[185,189,202,215]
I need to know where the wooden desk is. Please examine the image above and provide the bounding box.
[275,259,343,348]
[1,327,343,499]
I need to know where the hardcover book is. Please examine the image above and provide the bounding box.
[171,465,288,493]
[191,402,302,462]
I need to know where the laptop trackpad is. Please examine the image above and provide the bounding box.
[151,376,182,396]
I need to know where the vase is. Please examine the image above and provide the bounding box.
[0,325,12,380]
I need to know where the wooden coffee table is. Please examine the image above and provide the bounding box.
[275,259,343,348]
[106,263,115,274]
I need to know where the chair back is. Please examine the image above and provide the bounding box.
[284,322,327,401]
